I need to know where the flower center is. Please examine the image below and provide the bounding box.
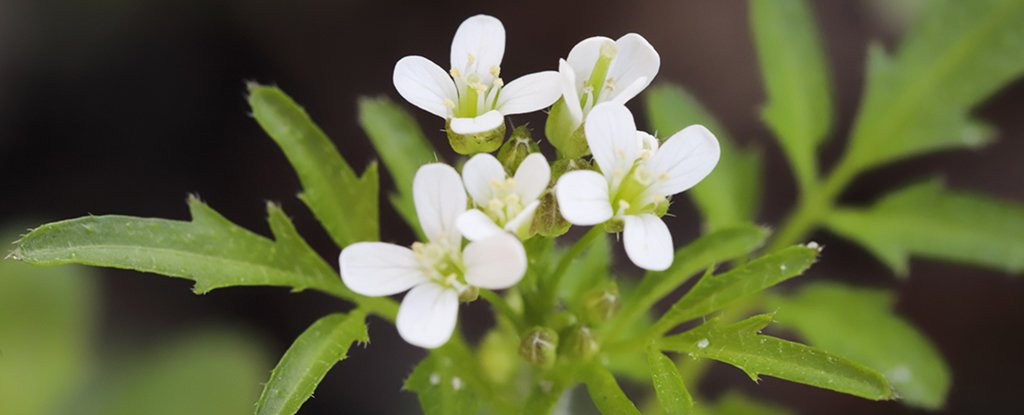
[411,241,468,291]
[579,41,618,115]
[609,163,668,217]
[482,177,525,227]
[449,54,504,118]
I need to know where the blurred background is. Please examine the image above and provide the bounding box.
[1,0,1022,413]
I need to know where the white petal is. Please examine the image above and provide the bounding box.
[584,102,641,181]
[497,71,563,115]
[414,163,467,248]
[513,153,551,203]
[393,56,458,119]
[637,131,660,153]
[456,209,503,242]
[645,124,721,197]
[396,282,459,349]
[609,76,650,106]
[450,110,504,135]
[555,170,613,226]
[450,14,505,83]
[461,153,506,204]
[606,33,659,104]
[623,214,673,271]
[505,199,540,237]
[339,242,427,296]
[463,233,527,290]
[566,36,616,88]
[558,59,584,128]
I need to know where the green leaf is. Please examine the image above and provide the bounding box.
[770,282,950,409]
[647,347,695,415]
[698,392,794,415]
[559,234,611,308]
[845,0,1024,170]
[661,315,893,401]
[11,198,398,319]
[405,342,481,415]
[249,84,379,248]
[0,232,97,415]
[358,96,440,238]
[825,180,1024,275]
[615,224,769,336]
[80,329,270,415]
[653,244,819,335]
[256,312,369,415]
[645,84,762,230]
[749,0,833,190]
[583,365,642,415]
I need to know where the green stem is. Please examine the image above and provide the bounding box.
[541,226,605,314]
[480,289,526,333]
[768,155,861,251]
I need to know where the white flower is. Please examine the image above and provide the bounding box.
[393,15,562,135]
[457,152,551,241]
[557,33,660,135]
[555,103,719,271]
[339,163,527,349]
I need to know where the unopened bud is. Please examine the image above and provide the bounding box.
[519,326,559,369]
[581,281,620,324]
[545,99,589,158]
[531,158,592,238]
[563,325,600,362]
[497,125,539,173]
[446,120,507,155]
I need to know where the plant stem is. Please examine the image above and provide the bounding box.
[768,155,861,250]
[541,226,605,315]
[480,289,526,333]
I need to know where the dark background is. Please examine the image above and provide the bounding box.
[1,0,1022,413]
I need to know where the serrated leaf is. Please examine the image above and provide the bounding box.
[249,84,379,248]
[80,329,270,415]
[10,198,398,318]
[825,180,1024,275]
[661,315,893,401]
[645,84,762,230]
[750,0,833,190]
[0,228,97,415]
[256,312,369,415]
[647,347,695,415]
[653,244,818,335]
[583,365,642,415]
[615,224,769,335]
[770,282,950,409]
[358,97,440,239]
[405,341,481,415]
[845,0,1024,170]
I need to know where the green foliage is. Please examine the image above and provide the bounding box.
[358,97,440,237]
[661,315,893,401]
[770,282,950,409]
[249,84,379,247]
[653,244,819,335]
[10,198,398,318]
[79,329,270,415]
[0,245,97,415]
[647,347,695,415]
[845,0,1024,171]
[750,0,833,191]
[697,393,794,415]
[583,365,642,415]
[826,180,1024,275]
[645,85,762,230]
[405,341,482,415]
[559,234,611,309]
[615,224,769,335]
[256,312,369,415]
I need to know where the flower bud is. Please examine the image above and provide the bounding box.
[518,326,559,369]
[581,281,620,324]
[446,120,506,155]
[545,99,589,158]
[497,125,539,173]
[531,158,592,238]
[563,325,599,362]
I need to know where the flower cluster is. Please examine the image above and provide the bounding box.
[341,14,719,348]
